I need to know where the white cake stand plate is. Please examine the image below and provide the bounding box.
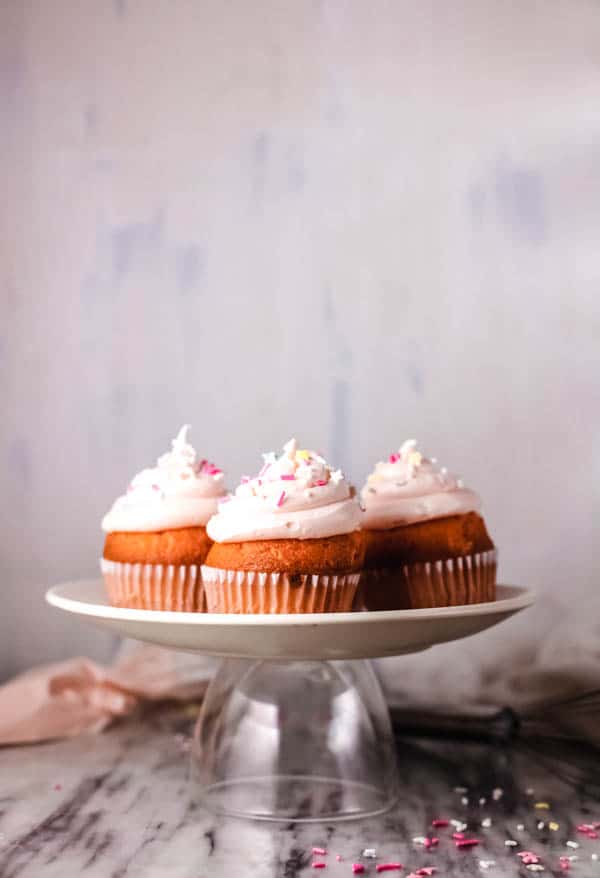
[47,581,533,822]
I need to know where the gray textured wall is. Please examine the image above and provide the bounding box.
[1,0,599,679]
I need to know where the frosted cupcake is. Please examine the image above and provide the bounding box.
[203,439,364,613]
[360,440,496,610]
[101,425,226,611]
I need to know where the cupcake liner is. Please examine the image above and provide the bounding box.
[201,566,361,614]
[100,558,205,611]
[363,550,497,611]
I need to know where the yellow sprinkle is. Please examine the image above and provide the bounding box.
[296,450,310,460]
[534,802,550,810]
[549,822,559,831]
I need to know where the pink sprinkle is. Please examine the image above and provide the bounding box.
[589,831,599,839]
[452,833,465,840]
[336,855,342,862]
[416,870,436,877]
[518,853,541,865]
[312,848,327,856]
[315,479,328,486]
[389,453,400,463]
[559,857,571,871]
[376,864,403,873]
[352,866,365,875]
[241,476,250,483]
[54,783,62,791]
[455,839,480,849]
[431,819,449,828]
[281,474,296,480]
[424,837,438,849]
[276,490,286,507]
[312,863,326,870]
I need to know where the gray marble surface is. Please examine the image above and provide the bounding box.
[1,703,600,877]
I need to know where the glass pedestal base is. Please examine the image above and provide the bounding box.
[191,658,399,822]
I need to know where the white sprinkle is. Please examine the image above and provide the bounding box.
[451,820,468,832]
[537,821,545,830]
[479,797,487,806]
[526,788,535,796]
[517,825,525,831]
[461,796,469,806]
[412,837,426,846]
[454,786,468,794]
[505,840,518,846]
[568,856,579,862]
[566,841,579,849]
[492,788,504,801]
[481,818,492,828]
[479,862,496,871]
[592,853,598,861]
[526,866,545,873]
[362,848,378,858]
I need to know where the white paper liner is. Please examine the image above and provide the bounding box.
[363,549,497,610]
[100,558,205,611]
[201,566,361,614]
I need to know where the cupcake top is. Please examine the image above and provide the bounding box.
[361,439,481,531]
[206,438,362,543]
[102,425,226,533]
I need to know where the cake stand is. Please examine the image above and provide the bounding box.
[46,580,533,823]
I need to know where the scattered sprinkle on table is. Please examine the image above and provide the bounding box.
[492,788,504,801]
[549,822,559,831]
[362,849,378,859]
[479,862,496,871]
[535,802,550,810]
[376,864,403,872]
[505,839,518,846]
[352,865,365,874]
[456,838,480,849]
[311,863,326,869]
[481,818,492,828]
[566,841,579,849]
[312,848,327,855]
[461,796,469,805]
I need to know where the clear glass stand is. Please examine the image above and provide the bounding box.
[191,658,399,822]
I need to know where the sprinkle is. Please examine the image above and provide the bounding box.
[415,870,436,877]
[559,857,571,871]
[412,837,427,846]
[53,784,62,791]
[452,833,465,840]
[526,866,545,873]
[276,491,286,507]
[461,796,469,805]
[593,853,599,861]
[424,837,438,849]
[363,849,378,859]
[492,788,504,801]
[537,822,545,830]
[281,474,295,481]
[312,863,326,870]
[376,865,403,873]
[535,802,550,810]
[388,453,400,463]
[454,786,468,794]
[505,840,518,846]
[526,788,535,795]
[456,839,480,849]
[517,824,525,831]
[315,479,328,487]
[479,862,496,871]
[479,798,487,806]
[566,841,579,849]
[336,855,342,862]
[518,853,541,863]
[352,867,365,875]
[481,818,492,828]
[431,819,449,827]
[451,820,468,832]
[312,848,327,855]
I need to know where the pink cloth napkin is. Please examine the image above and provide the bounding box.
[0,646,213,745]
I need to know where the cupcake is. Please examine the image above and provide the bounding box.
[203,439,365,613]
[101,425,226,611]
[360,440,496,610]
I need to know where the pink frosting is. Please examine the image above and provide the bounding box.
[102,426,226,533]
[360,439,481,531]
[206,438,362,543]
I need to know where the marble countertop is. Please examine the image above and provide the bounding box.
[1,703,599,877]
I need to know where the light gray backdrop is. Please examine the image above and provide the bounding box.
[1,0,599,681]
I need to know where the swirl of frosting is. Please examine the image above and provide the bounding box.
[102,426,226,533]
[207,438,362,543]
[361,439,481,530]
